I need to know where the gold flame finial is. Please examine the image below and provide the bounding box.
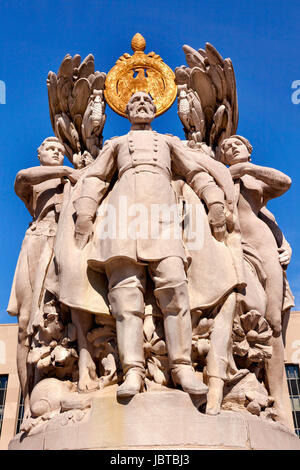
[131,33,146,53]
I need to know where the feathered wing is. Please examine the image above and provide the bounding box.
[47,54,107,167]
[117,71,135,107]
[175,43,238,158]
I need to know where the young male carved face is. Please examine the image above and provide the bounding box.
[38,139,65,166]
[126,91,156,124]
[221,137,251,166]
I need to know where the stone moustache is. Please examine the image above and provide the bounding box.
[7,36,300,451]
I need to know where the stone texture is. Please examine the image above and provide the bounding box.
[9,387,300,450]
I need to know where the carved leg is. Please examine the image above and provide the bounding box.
[108,286,145,398]
[206,377,224,415]
[105,260,147,398]
[206,292,236,415]
[71,309,98,392]
[263,256,284,338]
[150,257,208,397]
[265,334,289,426]
[17,308,32,420]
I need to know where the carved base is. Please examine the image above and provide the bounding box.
[9,385,300,450]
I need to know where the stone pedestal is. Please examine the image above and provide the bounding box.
[9,385,300,450]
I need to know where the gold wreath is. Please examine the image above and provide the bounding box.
[104,33,177,118]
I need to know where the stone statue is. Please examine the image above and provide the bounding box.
[7,137,78,418]
[73,90,239,399]
[8,35,299,450]
[258,206,295,324]
[220,135,292,424]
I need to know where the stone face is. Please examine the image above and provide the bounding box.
[9,388,300,450]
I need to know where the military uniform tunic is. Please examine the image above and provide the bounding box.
[79,130,226,268]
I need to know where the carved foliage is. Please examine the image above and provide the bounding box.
[47,54,106,166]
[175,43,238,154]
[28,300,78,381]
[233,310,273,364]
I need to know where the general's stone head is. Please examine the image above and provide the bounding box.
[220,135,253,165]
[37,137,65,166]
[125,91,156,124]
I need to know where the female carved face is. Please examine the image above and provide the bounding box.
[222,137,250,166]
[38,141,65,166]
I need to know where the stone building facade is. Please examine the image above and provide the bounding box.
[0,324,21,450]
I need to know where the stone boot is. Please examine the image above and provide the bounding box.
[108,286,146,398]
[171,365,208,396]
[117,368,144,398]
[155,283,208,397]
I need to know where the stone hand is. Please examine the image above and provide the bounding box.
[63,167,83,184]
[278,244,292,266]
[208,203,226,242]
[229,162,250,179]
[74,215,94,249]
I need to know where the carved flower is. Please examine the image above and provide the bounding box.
[233,310,272,363]
[87,323,117,358]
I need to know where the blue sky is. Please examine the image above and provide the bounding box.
[0,0,299,323]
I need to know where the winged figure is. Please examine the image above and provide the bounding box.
[175,43,238,159]
[117,67,165,108]
[47,54,107,168]
[146,69,165,101]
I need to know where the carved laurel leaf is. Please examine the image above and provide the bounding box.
[72,54,81,70]
[190,67,216,111]
[78,54,95,79]
[207,64,226,102]
[223,58,238,133]
[47,71,59,130]
[175,67,190,86]
[70,78,91,121]
[192,317,214,338]
[151,339,167,356]
[205,43,224,67]
[55,113,80,157]
[147,357,168,385]
[92,71,106,90]
[57,54,74,79]
[56,77,73,115]
[183,45,206,70]
[143,314,156,343]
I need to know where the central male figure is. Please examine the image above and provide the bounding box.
[74,92,228,398]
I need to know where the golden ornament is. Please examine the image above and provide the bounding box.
[104,33,177,118]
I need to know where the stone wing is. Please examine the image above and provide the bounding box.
[175,43,238,159]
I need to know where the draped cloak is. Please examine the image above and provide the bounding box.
[48,133,246,322]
